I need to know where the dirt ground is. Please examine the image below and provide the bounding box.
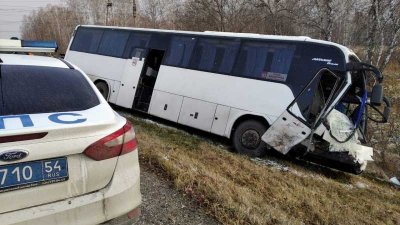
[105,165,220,225]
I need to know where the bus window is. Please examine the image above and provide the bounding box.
[233,42,296,82]
[190,38,239,74]
[70,27,103,53]
[123,33,151,58]
[97,30,130,58]
[290,69,340,125]
[165,36,196,67]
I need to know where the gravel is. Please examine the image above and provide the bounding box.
[104,165,220,225]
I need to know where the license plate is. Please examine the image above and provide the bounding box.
[0,158,68,193]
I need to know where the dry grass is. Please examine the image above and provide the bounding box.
[366,64,400,178]
[124,115,400,225]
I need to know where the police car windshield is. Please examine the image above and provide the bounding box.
[0,65,100,116]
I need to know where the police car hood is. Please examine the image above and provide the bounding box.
[0,103,124,147]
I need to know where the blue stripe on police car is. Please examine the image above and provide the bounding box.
[0,113,87,129]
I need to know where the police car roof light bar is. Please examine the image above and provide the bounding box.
[0,39,58,53]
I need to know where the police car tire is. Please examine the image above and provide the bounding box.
[233,120,268,158]
[95,82,109,100]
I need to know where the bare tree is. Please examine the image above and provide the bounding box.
[177,0,259,32]
[18,0,400,70]
[296,0,337,41]
[365,0,400,71]
[21,5,84,53]
[254,0,299,35]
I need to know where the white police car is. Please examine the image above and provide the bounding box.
[0,40,141,224]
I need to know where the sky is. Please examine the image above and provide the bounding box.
[0,0,63,39]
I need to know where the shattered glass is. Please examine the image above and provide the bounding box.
[322,109,373,169]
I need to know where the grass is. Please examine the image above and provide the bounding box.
[122,113,400,225]
[366,64,400,178]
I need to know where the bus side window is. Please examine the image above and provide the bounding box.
[123,33,151,59]
[233,41,296,81]
[289,69,340,125]
[189,38,239,74]
[70,27,103,54]
[165,36,196,67]
[97,30,130,58]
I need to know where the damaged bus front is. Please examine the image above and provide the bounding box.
[262,53,390,174]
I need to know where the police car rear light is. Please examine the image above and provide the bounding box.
[83,121,137,161]
[121,122,138,155]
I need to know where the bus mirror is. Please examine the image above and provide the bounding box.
[370,83,383,106]
[368,96,390,123]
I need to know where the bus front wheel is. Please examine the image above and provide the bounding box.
[233,120,269,158]
[95,81,109,100]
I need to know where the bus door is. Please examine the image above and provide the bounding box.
[116,48,147,108]
[133,49,165,112]
[262,68,344,154]
[116,33,152,109]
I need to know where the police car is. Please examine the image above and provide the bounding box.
[0,40,141,224]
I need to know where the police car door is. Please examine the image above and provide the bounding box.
[262,68,343,154]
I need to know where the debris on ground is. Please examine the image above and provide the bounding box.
[354,182,368,189]
[390,177,400,187]
[251,158,289,172]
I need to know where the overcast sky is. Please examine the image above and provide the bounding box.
[0,0,63,39]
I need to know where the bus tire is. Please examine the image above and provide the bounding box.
[233,120,268,158]
[95,81,109,100]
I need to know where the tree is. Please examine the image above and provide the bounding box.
[254,0,299,35]
[176,0,259,32]
[365,0,400,71]
[18,0,400,71]
[21,5,84,53]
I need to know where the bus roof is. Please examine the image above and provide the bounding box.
[79,25,356,59]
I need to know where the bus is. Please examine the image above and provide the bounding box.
[65,25,390,174]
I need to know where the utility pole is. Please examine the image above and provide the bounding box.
[132,0,137,26]
[106,0,112,26]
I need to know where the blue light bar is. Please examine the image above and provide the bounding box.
[0,39,58,53]
[21,40,58,49]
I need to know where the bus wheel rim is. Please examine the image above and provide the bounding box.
[241,130,261,150]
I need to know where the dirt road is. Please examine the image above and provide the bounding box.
[105,165,220,225]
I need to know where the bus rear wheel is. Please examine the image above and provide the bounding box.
[95,81,109,100]
[233,120,269,158]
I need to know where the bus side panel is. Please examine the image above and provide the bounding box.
[178,97,217,132]
[109,80,121,104]
[224,108,273,138]
[65,51,126,84]
[211,105,231,136]
[149,90,184,122]
[154,66,295,122]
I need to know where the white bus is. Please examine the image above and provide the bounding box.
[65,25,390,174]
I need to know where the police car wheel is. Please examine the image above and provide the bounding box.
[95,82,109,100]
[233,120,269,158]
